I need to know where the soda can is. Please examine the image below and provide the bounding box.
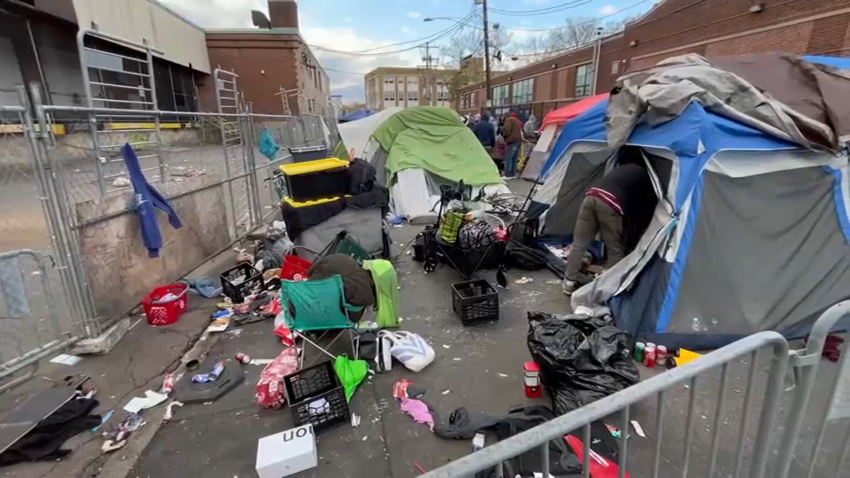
[209,361,225,380]
[646,342,656,350]
[634,342,646,363]
[161,373,175,394]
[656,345,668,366]
[235,353,251,365]
[644,346,657,368]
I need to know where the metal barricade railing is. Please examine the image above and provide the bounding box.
[423,331,790,478]
[777,300,850,478]
[0,249,79,393]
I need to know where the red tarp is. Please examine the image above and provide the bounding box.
[541,93,609,129]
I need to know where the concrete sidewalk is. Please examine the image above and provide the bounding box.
[0,295,220,478]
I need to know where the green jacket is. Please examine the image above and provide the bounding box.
[362,259,399,328]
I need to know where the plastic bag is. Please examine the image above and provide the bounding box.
[255,347,299,409]
[378,330,435,372]
[526,311,639,414]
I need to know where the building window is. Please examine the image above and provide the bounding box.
[384,91,395,102]
[491,85,509,106]
[575,63,594,98]
[511,78,534,104]
[397,76,403,85]
[385,77,394,85]
[471,91,477,106]
[408,90,418,101]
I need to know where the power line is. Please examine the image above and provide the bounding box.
[306,11,477,55]
[490,0,594,16]
[505,0,651,32]
[498,0,710,60]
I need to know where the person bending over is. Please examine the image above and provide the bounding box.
[563,162,655,295]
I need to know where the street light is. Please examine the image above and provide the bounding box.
[423,12,492,111]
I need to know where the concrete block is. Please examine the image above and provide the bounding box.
[70,317,131,355]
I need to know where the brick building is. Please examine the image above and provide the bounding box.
[200,0,330,116]
[457,0,850,119]
[364,66,456,111]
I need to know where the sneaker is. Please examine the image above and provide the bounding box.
[563,280,578,296]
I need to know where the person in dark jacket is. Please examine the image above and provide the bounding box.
[500,112,523,178]
[473,112,496,149]
[563,162,656,295]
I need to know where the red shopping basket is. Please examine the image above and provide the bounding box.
[280,255,312,281]
[142,284,189,326]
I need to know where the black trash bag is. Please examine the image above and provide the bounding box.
[527,311,639,414]
[431,405,583,477]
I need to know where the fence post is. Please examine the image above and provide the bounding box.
[26,84,100,338]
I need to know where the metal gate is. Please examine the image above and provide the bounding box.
[0,250,77,392]
[422,303,850,478]
[0,90,89,389]
[214,68,260,238]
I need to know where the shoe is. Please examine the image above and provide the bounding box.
[563,280,578,296]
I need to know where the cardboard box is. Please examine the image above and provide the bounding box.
[256,424,317,478]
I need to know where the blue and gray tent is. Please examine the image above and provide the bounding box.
[532,96,850,349]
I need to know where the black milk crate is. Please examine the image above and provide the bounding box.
[220,263,263,303]
[451,279,499,326]
[284,361,350,433]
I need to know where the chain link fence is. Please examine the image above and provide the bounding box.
[0,81,340,385]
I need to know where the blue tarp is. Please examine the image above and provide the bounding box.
[339,108,375,123]
[804,55,850,70]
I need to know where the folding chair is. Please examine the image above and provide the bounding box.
[281,275,362,365]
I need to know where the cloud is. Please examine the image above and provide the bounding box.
[159,0,420,102]
[299,23,422,100]
[160,0,266,28]
[407,11,421,19]
[599,5,620,15]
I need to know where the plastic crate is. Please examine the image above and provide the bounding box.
[451,279,499,326]
[142,284,189,326]
[280,159,350,203]
[290,146,329,163]
[280,254,312,281]
[220,263,263,303]
[284,361,350,433]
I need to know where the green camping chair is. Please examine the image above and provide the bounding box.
[282,275,362,365]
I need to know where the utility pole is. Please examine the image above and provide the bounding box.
[481,0,492,111]
[422,42,434,106]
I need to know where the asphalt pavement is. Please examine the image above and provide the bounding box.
[129,220,849,478]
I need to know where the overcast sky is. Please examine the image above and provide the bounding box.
[160,0,653,104]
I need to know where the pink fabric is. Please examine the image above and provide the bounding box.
[400,398,434,431]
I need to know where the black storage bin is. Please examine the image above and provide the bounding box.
[220,263,263,303]
[284,361,350,433]
[452,279,499,326]
[280,159,350,203]
[290,146,329,163]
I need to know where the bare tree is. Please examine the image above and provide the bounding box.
[514,17,630,62]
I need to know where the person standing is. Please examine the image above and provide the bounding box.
[500,112,522,179]
[563,162,655,295]
[473,112,495,150]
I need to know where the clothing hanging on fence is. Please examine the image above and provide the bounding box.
[122,143,182,258]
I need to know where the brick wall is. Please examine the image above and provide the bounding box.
[201,33,300,115]
[455,0,850,115]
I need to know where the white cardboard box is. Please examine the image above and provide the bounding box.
[256,424,317,478]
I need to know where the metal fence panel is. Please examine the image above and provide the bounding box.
[422,331,790,478]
